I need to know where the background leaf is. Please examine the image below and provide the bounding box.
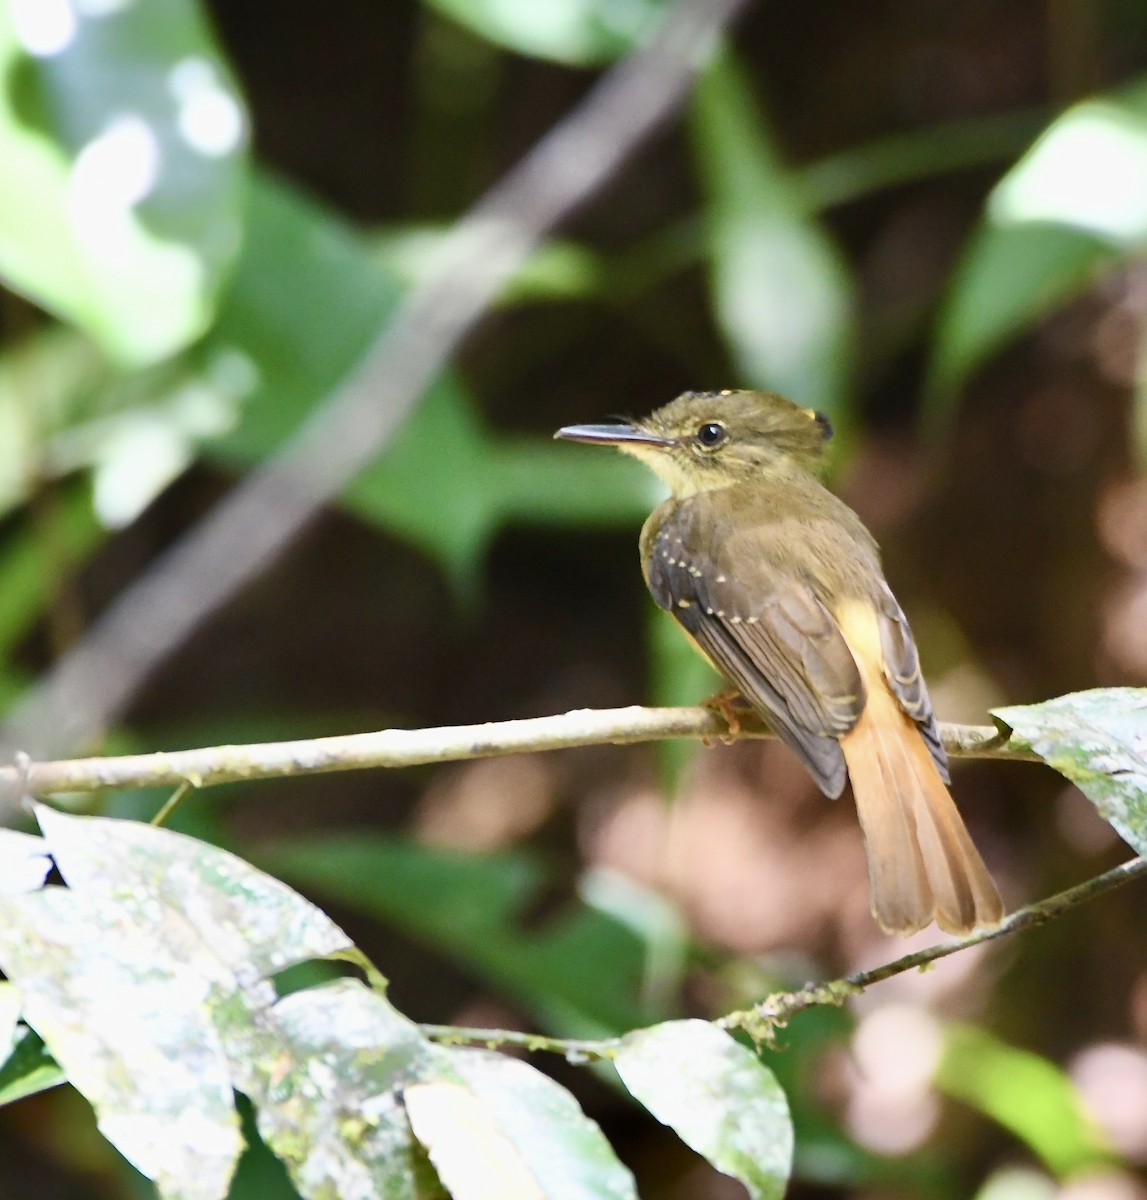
[936,1025,1111,1180]
[0,0,248,364]
[691,52,853,420]
[420,0,668,66]
[929,80,1147,401]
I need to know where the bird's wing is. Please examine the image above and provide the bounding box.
[645,513,864,798]
[873,583,950,782]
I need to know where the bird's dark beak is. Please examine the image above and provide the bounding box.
[554,423,674,447]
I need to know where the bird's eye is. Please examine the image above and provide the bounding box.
[695,422,727,449]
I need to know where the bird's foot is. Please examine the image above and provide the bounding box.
[702,689,750,745]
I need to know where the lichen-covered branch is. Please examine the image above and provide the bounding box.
[0,704,1037,802]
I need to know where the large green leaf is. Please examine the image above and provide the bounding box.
[691,53,853,420]
[421,0,668,65]
[993,688,1147,855]
[264,836,653,1036]
[199,174,655,593]
[614,1020,793,1200]
[930,80,1147,400]
[0,0,248,364]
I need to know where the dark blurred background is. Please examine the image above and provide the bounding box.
[3,0,1147,1196]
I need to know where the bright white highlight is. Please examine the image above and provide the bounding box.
[10,0,77,57]
[71,115,161,211]
[168,58,245,158]
[991,104,1147,246]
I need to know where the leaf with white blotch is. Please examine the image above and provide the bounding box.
[238,978,445,1200]
[417,1048,638,1200]
[0,829,50,894]
[0,0,247,364]
[0,887,241,1200]
[994,688,1147,854]
[614,1019,793,1200]
[34,805,352,980]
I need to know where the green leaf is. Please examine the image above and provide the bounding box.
[264,836,653,1036]
[421,0,667,66]
[413,1048,638,1199]
[614,1019,793,1200]
[691,53,853,419]
[930,81,1147,399]
[993,688,1147,854]
[936,1025,1110,1179]
[198,175,653,594]
[0,1025,65,1107]
[0,0,248,364]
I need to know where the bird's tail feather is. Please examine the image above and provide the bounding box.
[842,695,1003,936]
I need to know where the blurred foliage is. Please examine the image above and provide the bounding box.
[0,0,1146,1198]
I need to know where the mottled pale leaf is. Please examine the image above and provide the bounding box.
[937,1025,1109,1179]
[0,0,248,364]
[239,979,445,1200]
[422,0,667,65]
[441,1049,638,1200]
[0,888,241,1200]
[0,829,51,894]
[692,53,852,419]
[614,1019,792,1200]
[405,1082,544,1200]
[35,805,351,977]
[0,983,19,1052]
[993,688,1147,854]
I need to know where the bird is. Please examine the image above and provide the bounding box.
[555,388,1003,936]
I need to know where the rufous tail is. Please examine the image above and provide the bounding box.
[841,681,1004,937]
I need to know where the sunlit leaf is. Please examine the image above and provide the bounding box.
[993,688,1147,855]
[0,0,248,364]
[937,1025,1110,1180]
[426,1048,639,1199]
[405,1082,545,1200]
[614,1019,793,1200]
[930,80,1147,401]
[691,53,853,420]
[422,0,668,65]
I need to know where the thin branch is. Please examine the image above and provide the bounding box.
[720,854,1147,1042]
[0,0,752,780]
[0,706,1038,801]
[417,855,1147,1060]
